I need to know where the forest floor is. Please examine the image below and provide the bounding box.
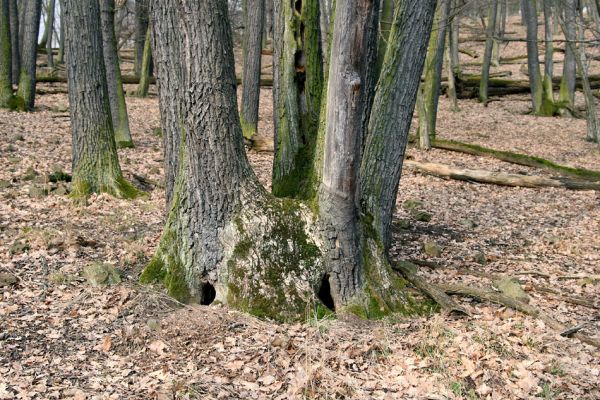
[1,17,600,400]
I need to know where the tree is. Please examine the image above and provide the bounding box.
[559,0,577,115]
[8,0,18,85]
[479,0,498,104]
[134,27,152,97]
[521,0,545,115]
[240,0,265,140]
[0,0,12,108]
[141,0,437,321]
[16,0,42,111]
[63,0,138,200]
[45,0,55,68]
[100,0,134,148]
[133,0,149,77]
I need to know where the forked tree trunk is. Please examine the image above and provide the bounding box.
[46,0,55,68]
[240,0,264,140]
[135,27,152,97]
[480,0,498,104]
[100,0,133,148]
[8,0,18,85]
[559,0,577,114]
[142,0,436,321]
[521,0,544,114]
[63,0,137,200]
[148,0,184,207]
[0,0,12,108]
[16,0,42,110]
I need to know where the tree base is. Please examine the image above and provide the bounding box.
[70,175,144,202]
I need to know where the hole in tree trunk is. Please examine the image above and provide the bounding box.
[317,274,335,311]
[200,282,216,305]
[294,0,302,13]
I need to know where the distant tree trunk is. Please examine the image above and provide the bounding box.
[480,0,498,104]
[263,0,273,45]
[46,0,55,68]
[449,0,461,77]
[57,0,64,63]
[8,0,18,85]
[0,0,13,108]
[100,0,133,148]
[521,0,544,114]
[318,0,331,66]
[377,0,394,75]
[134,0,148,77]
[542,0,556,113]
[135,27,152,97]
[149,0,184,206]
[63,0,137,200]
[39,0,49,48]
[559,0,577,115]
[499,0,507,38]
[446,30,459,111]
[240,0,264,140]
[16,0,42,110]
[417,0,451,149]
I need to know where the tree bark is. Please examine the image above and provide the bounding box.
[8,0,18,85]
[45,0,55,68]
[149,0,184,207]
[100,0,133,148]
[521,0,544,114]
[63,0,137,200]
[16,0,42,110]
[135,27,152,97]
[57,0,64,64]
[134,0,148,77]
[559,0,577,114]
[0,0,12,108]
[479,0,498,104]
[240,0,264,140]
[542,0,555,112]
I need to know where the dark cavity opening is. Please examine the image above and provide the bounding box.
[317,274,335,311]
[294,0,302,13]
[200,282,216,305]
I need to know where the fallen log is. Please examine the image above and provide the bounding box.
[459,48,479,58]
[403,160,600,191]
[429,139,600,181]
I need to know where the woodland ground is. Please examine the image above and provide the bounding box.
[1,17,600,400]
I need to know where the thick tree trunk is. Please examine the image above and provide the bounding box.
[149,0,184,207]
[479,0,498,104]
[100,0,133,148]
[8,0,18,85]
[559,0,577,114]
[271,0,323,198]
[240,0,264,140]
[16,0,42,110]
[63,0,137,200]
[0,0,12,108]
[417,0,451,148]
[135,27,152,97]
[45,0,55,68]
[133,0,148,77]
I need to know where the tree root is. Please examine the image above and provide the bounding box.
[404,160,600,191]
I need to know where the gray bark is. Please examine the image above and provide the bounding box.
[57,0,64,63]
[480,0,498,103]
[46,0,55,68]
[134,0,148,77]
[521,0,543,113]
[16,0,42,110]
[100,0,133,148]
[8,0,18,85]
[0,0,12,107]
[240,0,264,139]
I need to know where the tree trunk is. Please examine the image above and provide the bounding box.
[521,0,544,114]
[63,0,137,200]
[57,0,64,64]
[376,0,394,75]
[149,0,184,207]
[271,0,323,198]
[16,0,42,110]
[542,0,556,114]
[417,0,451,149]
[0,0,12,108]
[134,0,148,77]
[445,29,459,111]
[240,0,264,140]
[450,0,461,77]
[46,0,55,68]
[100,0,133,148]
[8,0,18,85]
[480,0,499,104]
[134,27,152,97]
[559,0,577,114]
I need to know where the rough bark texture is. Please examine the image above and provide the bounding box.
[521,0,543,114]
[45,0,55,68]
[0,0,12,108]
[272,0,323,198]
[100,0,133,148]
[8,0,18,85]
[148,0,183,207]
[240,0,264,139]
[16,0,42,110]
[479,0,498,104]
[63,0,136,200]
[134,0,148,77]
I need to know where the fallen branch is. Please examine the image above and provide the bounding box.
[404,160,600,191]
[429,139,600,181]
[459,48,479,58]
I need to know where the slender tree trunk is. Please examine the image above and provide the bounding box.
[0,0,12,108]
[446,29,459,111]
[135,27,152,97]
[8,0,18,85]
[499,0,507,38]
[240,0,264,140]
[559,0,577,114]
[480,0,499,104]
[149,0,184,207]
[57,0,64,63]
[377,0,394,75]
[417,0,451,148]
[318,0,331,68]
[134,0,148,77]
[450,0,460,77]
[542,0,556,113]
[100,0,133,148]
[16,0,42,110]
[39,0,49,48]
[46,0,55,68]
[263,0,273,45]
[521,0,544,114]
[63,0,137,200]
